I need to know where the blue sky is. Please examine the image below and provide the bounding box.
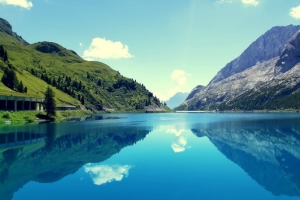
[0,0,300,101]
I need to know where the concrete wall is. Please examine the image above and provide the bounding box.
[0,95,44,111]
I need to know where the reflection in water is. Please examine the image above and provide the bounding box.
[166,129,189,153]
[0,122,152,200]
[84,164,132,185]
[191,117,300,197]
[171,137,187,153]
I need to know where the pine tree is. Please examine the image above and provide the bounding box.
[1,68,18,90]
[44,86,56,117]
[81,96,85,105]
[17,80,24,92]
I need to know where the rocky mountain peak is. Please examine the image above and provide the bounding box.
[185,85,205,100]
[0,18,13,35]
[0,18,29,45]
[176,24,300,111]
[209,25,300,85]
[275,30,300,74]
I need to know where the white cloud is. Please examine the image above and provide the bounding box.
[171,69,190,86]
[84,164,132,185]
[241,0,259,6]
[290,5,300,19]
[216,0,233,4]
[83,38,134,60]
[155,69,191,101]
[216,0,259,6]
[79,42,83,47]
[0,0,33,9]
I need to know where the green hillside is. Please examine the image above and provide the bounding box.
[0,18,168,112]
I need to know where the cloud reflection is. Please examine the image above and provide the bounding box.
[167,128,189,153]
[84,164,132,185]
[171,136,188,153]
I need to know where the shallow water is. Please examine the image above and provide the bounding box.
[1,113,300,200]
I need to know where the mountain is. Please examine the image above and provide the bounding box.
[185,85,205,101]
[0,18,168,112]
[209,25,300,84]
[176,25,300,111]
[165,92,189,109]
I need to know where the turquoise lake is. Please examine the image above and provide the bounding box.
[1,113,300,200]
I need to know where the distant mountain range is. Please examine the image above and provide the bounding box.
[176,25,300,111]
[165,92,189,109]
[0,18,168,112]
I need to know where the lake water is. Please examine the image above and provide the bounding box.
[1,113,300,200]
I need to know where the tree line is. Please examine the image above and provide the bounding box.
[0,45,8,63]
[0,45,27,93]
[30,68,85,105]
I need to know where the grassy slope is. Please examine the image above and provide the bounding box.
[0,29,169,111]
[0,32,80,105]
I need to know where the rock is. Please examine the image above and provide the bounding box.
[209,25,300,84]
[0,18,13,35]
[185,85,205,100]
[183,25,300,110]
[275,30,300,74]
[0,18,29,45]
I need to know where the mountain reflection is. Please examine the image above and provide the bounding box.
[0,121,152,200]
[191,117,300,197]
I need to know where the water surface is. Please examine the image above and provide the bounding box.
[1,113,300,200]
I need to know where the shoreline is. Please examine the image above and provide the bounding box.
[1,109,300,126]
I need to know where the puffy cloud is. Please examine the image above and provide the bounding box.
[241,0,259,6]
[83,38,134,60]
[290,5,300,19]
[84,164,132,185]
[171,69,191,86]
[155,69,191,101]
[0,0,33,9]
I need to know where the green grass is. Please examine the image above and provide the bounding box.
[0,111,38,125]
[0,110,94,125]
[0,24,169,112]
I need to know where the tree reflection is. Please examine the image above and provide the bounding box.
[0,122,152,200]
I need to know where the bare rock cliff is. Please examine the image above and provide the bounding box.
[209,25,300,84]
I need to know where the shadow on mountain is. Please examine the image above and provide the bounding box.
[191,117,300,197]
[0,121,152,200]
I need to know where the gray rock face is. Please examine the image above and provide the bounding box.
[185,85,205,100]
[0,18,29,45]
[209,25,300,84]
[182,25,300,110]
[184,58,278,110]
[0,18,12,35]
[275,30,300,74]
